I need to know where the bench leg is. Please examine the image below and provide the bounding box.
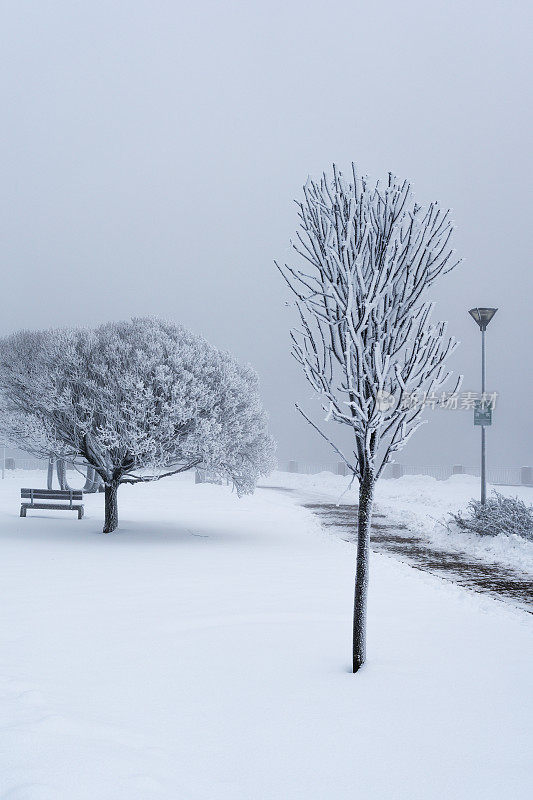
[78,507,84,520]
[20,505,27,518]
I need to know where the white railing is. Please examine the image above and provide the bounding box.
[3,458,49,471]
[278,460,533,486]
[3,457,532,487]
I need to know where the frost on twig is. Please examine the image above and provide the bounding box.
[277,164,461,482]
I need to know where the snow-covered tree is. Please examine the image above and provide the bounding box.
[277,165,460,672]
[0,318,275,533]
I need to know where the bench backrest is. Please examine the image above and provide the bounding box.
[21,488,83,501]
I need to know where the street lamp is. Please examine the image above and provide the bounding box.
[468,307,497,504]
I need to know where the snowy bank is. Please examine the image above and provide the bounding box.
[0,470,531,799]
[273,470,533,573]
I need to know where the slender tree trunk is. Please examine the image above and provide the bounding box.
[83,465,95,492]
[83,466,102,493]
[353,472,374,673]
[103,481,119,533]
[47,456,54,490]
[56,458,71,490]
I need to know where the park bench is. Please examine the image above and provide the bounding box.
[20,488,84,519]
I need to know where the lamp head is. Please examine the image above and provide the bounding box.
[468,307,497,331]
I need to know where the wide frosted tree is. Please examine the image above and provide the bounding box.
[0,318,275,533]
[277,165,460,672]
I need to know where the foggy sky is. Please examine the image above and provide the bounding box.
[1,0,532,468]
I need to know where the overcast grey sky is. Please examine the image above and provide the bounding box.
[1,0,532,467]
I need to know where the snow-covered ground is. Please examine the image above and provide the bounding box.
[1,470,532,799]
[275,470,533,573]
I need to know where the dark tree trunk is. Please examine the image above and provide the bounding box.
[103,481,119,533]
[353,471,374,673]
[47,457,54,490]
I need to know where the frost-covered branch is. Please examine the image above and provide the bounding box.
[277,164,461,481]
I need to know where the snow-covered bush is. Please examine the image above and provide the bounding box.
[0,318,276,532]
[450,492,533,541]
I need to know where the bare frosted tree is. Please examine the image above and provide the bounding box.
[277,165,461,672]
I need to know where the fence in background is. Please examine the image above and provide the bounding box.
[279,460,533,487]
[3,457,532,488]
[2,458,48,471]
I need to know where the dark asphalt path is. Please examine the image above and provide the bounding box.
[305,501,533,613]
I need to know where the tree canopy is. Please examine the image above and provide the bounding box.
[0,317,276,531]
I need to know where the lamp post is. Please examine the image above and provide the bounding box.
[468,307,497,504]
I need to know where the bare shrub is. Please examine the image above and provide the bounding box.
[451,492,533,541]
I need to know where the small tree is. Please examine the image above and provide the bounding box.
[0,318,275,533]
[277,165,460,672]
